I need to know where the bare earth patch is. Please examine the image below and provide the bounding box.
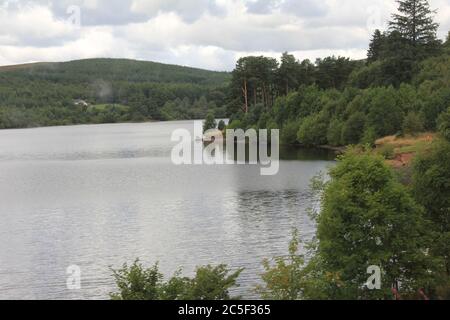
[375,133,435,168]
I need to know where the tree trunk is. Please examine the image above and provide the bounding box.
[242,79,248,113]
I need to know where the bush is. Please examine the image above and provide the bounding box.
[110,260,243,300]
[256,229,306,300]
[110,260,163,300]
[186,265,243,300]
[376,144,395,160]
[361,126,378,147]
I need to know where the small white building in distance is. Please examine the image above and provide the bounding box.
[73,99,89,107]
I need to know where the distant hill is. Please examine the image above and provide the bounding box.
[0,59,231,129]
[0,58,230,86]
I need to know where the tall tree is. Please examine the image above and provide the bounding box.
[254,56,279,109]
[277,52,300,95]
[445,31,450,49]
[315,56,358,90]
[298,59,316,86]
[313,149,434,299]
[367,29,385,64]
[381,30,416,86]
[230,56,278,113]
[413,139,450,280]
[232,58,251,113]
[389,0,440,58]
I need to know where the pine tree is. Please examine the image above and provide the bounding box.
[389,0,440,58]
[277,52,300,95]
[445,31,450,48]
[367,30,385,64]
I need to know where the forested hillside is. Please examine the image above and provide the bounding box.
[226,0,450,148]
[0,59,230,129]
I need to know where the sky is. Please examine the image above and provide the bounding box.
[0,0,449,71]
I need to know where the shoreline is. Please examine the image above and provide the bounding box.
[0,119,184,131]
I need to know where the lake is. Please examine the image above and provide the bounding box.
[0,121,335,300]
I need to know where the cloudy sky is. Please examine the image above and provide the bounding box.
[0,0,449,71]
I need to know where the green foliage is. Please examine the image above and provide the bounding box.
[414,53,450,86]
[227,119,244,130]
[341,112,366,145]
[231,56,279,113]
[227,40,448,149]
[0,59,229,128]
[412,139,450,297]
[277,52,301,95]
[203,112,217,133]
[361,126,378,147]
[417,81,450,130]
[281,120,301,145]
[110,260,164,300]
[256,230,307,300]
[297,113,328,146]
[438,107,450,141]
[327,118,344,146]
[110,260,243,300]
[229,53,359,118]
[367,30,385,64]
[360,0,442,88]
[402,112,425,136]
[413,139,450,226]
[389,0,440,59]
[187,265,243,300]
[376,144,396,160]
[367,87,404,137]
[349,61,384,89]
[218,120,226,131]
[315,56,361,90]
[312,149,433,299]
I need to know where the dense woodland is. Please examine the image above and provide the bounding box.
[226,0,449,148]
[0,59,230,129]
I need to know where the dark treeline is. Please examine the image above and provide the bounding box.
[226,0,449,147]
[0,58,230,129]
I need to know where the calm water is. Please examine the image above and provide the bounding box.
[0,121,335,300]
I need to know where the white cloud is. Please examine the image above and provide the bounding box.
[130,0,225,22]
[0,4,79,46]
[0,0,448,70]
